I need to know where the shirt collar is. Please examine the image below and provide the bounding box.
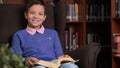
[26,25,45,35]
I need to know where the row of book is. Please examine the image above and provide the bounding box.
[86,4,110,21]
[64,29,107,52]
[66,3,111,22]
[87,33,101,44]
[64,28,106,52]
[64,26,79,52]
[66,3,79,21]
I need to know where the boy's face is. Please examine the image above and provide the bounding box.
[25,4,46,29]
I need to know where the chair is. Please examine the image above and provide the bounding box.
[68,43,101,68]
[0,0,101,68]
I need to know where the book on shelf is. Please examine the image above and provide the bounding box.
[113,33,120,57]
[35,57,78,68]
[116,0,120,17]
[74,3,79,21]
[65,30,69,52]
[66,3,79,21]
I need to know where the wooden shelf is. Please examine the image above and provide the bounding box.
[113,17,120,20]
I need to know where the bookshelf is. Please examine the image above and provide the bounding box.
[111,0,120,68]
[65,0,111,46]
[65,0,86,50]
[65,0,112,68]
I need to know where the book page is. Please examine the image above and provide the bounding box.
[37,60,58,68]
[36,57,76,68]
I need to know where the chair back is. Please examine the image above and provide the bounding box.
[68,43,101,68]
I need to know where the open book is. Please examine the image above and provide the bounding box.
[36,57,78,68]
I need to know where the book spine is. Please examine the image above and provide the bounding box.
[113,33,120,57]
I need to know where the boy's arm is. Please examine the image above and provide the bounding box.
[11,33,22,55]
[54,30,64,57]
[58,55,72,59]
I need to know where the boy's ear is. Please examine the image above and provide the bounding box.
[44,15,47,21]
[24,12,27,19]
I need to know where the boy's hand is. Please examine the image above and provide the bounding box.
[58,55,72,59]
[25,57,39,67]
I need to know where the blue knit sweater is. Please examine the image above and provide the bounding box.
[12,29,64,61]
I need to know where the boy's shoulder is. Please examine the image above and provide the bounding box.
[45,29,57,33]
[45,29,58,35]
[14,29,26,35]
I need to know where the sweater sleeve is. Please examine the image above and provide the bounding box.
[53,30,64,57]
[11,33,22,55]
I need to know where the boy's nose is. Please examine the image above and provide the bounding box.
[34,14,39,18]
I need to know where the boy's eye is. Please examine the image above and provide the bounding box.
[29,12,35,14]
[39,13,44,15]
[29,11,44,15]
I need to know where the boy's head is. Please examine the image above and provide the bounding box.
[25,0,46,14]
[24,0,47,29]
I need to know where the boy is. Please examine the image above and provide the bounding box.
[12,0,78,68]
